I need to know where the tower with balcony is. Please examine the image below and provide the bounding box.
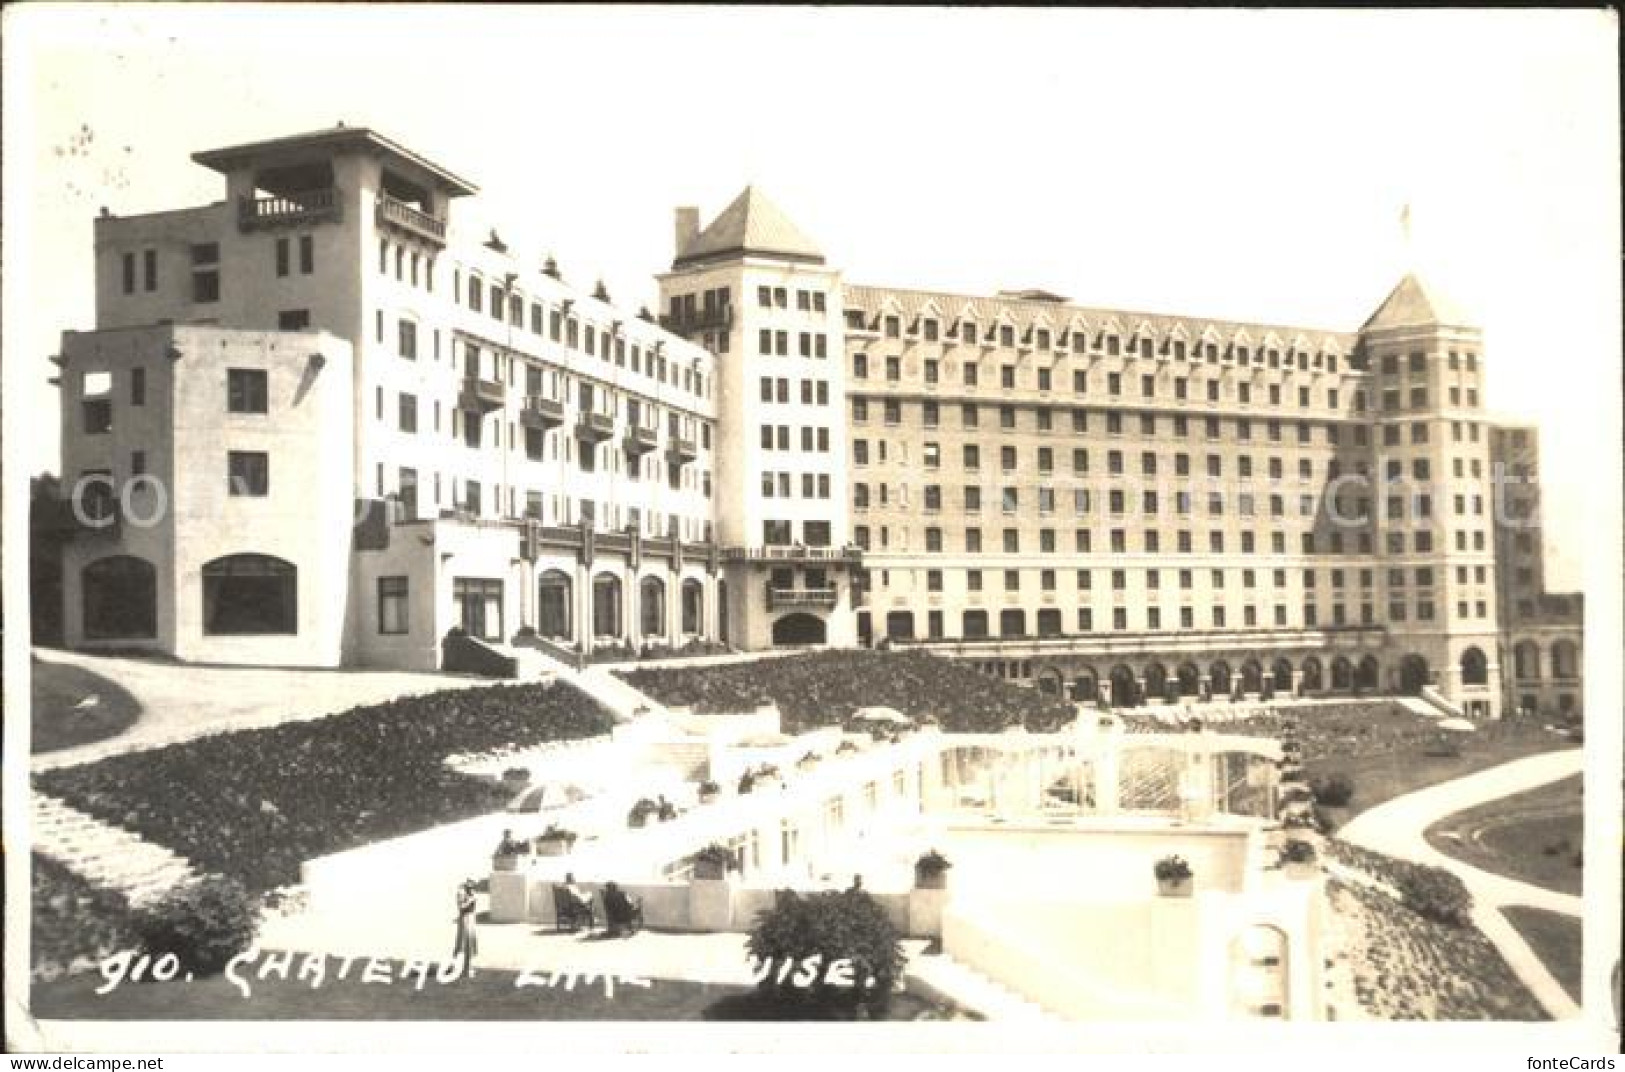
[657,189,858,649]
[1355,272,1502,716]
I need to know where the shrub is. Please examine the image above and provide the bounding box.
[1154,854,1193,881]
[1395,865,1473,927]
[697,779,721,796]
[131,876,259,976]
[538,824,577,846]
[914,849,952,878]
[628,798,660,826]
[1280,839,1317,864]
[1310,773,1355,807]
[746,889,905,1019]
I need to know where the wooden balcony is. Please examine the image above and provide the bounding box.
[459,376,506,413]
[576,411,615,443]
[624,425,659,456]
[376,194,447,246]
[238,187,341,232]
[767,586,839,612]
[518,395,566,430]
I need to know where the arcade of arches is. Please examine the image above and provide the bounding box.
[1019,652,1395,707]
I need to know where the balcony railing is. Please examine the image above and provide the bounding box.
[238,187,341,231]
[767,586,839,612]
[667,435,698,463]
[376,194,447,245]
[659,306,734,336]
[459,376,506,413]
[576,411,615,443]
[722,545,863,564]
[519,395,566,430]
[623,425,659,455]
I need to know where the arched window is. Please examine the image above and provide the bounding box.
[1300,657,1323,692]
[681,579,704,635]
[1109,664,1139,708]
[1176,663,1202,697]
[592,573,622,638]
[1513,641,1540,680]
[639,576,665,638]
[537,571,572,640]
[1460,646,1488,686]
[1143,663,1168,703]
[82,555,157,639]
[1551,639,1579,680]
[998,609,1026,638]
[773,613,826,646]
[202,554,296,635]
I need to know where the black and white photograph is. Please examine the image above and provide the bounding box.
[3,4,1620,1057]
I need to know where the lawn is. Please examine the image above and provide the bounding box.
[31,657,143,753]
[1501,905,1582,1005]
[30,955,961,1021]
[1424,775,1583,896]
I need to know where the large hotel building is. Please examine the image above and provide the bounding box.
[50,127,1582,718]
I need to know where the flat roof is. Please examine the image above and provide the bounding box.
[191,126,478,197]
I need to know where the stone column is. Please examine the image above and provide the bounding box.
[1291,669,1304,697]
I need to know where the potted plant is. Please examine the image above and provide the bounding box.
[1154,854,1194,897]
[797,751,821,771]
[836,740,860,755]
[737,771,757,795]
[535,824,577,856]
[628,798,660,828]
[755,764,781,787]
[492,829,530,871]
[697,779,721,804]
[693,842,736,881]
[914,849,952,890]
[1280,838,1318,879]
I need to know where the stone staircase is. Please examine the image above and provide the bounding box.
[906,950,1062,1022]
[31,791,200,907]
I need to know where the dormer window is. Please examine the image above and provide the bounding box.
[1035,329,1050,350]
[923,319,939,342]
[884,315,900,338]
[999,324,1014,348]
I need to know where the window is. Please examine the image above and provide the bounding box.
[227,368,269,414]
[227,451,270,496]
[121,251,136,294]
[276,238,291,278]
[278,309,311,331]
[299,235,314,274]
[398,393,418,433]
[202,554,297,635]
[378,576,409,634]
[398,319,417,359]
[143,249,158,292]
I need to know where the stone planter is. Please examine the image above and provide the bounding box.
[535,837,573,857]
[1156,877,1194,898]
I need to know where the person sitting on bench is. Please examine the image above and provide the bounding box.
[552,873,595,932]
[602,881,644,937]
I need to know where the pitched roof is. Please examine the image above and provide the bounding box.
[1360,272,1475,332]
[673,187,824,268]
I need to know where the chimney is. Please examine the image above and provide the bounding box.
[675,206,700,257]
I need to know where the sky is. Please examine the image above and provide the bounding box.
[4,5,1618,589]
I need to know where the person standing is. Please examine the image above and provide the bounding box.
[453,879,480,976]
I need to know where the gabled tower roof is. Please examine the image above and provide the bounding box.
[1361,271,1475,332]
[673,186,824,269]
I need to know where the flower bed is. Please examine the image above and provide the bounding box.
[31,853,138,980]
[1326,877,1545,1020]
[618,650,1074,733]
[36,681,613,892]
[1323,840,1472,926]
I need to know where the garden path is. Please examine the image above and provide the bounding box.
[1337,749,1584,1019]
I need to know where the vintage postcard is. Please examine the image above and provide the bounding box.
[3,4,1620,1057]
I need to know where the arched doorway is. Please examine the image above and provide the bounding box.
[773,613,826,646]
[1176,662,1202,698]
[1271,658,1294,697]
[1356,655,1380,691]
[1071,668,1100,704]
[1143,663,1169,704]
[999,608,1026,638]
[592,573,622,638]
[1036,667,1064,696]
[1109,664,1139,708]
[1241,660,1264,695]
[82,555,157,639]
[202,553,297,635]
[1513,640,1540,680]
[639,576,666,639]
[1330,656,1353,691]
[537,571,572,640]
[1459,646,1488,687]
[1210,660,1232,698]
[1551,639,1578,680]
[681,578,704,635]
[1300,656,1323,693]
[1399,653,1429,695]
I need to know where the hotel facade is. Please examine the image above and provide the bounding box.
[52,127,1581,717]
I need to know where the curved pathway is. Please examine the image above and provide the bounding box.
[1337,748,1583,1019]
